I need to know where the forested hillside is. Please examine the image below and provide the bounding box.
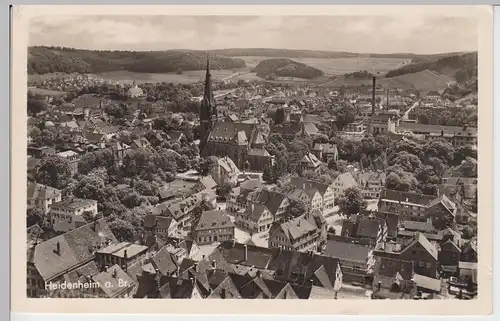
[28,46,246,74]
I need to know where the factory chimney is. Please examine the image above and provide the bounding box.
[372,76,376,116]
[366,75,376,135]
[386,89,390,111]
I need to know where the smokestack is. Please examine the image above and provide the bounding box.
[386,89,389,111]
[244,244,248,261]
[55,241,60,255]
[372,76,376,116]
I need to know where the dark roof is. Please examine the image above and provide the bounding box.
[324,240,371,263]
[244,202,269,222]
[197,176,217,190]
[49,197,97,211]
[375,257,414,280]
[379,189,436,206]
[268,248,341,288]
[151,246,179,276]
[33,219,117,281]
[92,265,135,298]
[252,189,288,215]
[290,177,331,196]
[274,216,318,241]
[143,215,175,230]
[211,242,274,270]
[356,218,382,239]
[194,210,234,231]
[208,122,256,143]
[401,233,438,261]
[247,148,271,157]
[158,276,195,298]
[240,179,262,191]
[402,220,434,233]
[398,123,477,137]
[426,194,457,217]
[211,241,340,289]
[27,182,61,200]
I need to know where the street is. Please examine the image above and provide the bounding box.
[402,99,421,121]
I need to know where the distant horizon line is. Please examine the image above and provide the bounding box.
[29,45,476,57]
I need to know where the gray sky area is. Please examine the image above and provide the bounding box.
[29,15,478,54]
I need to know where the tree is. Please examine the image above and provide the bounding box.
[415,165,441,196]
[335,106,356,130]
[27,99,48,115]
[262,164,274,184]
[29,127,42,139]
[216,183,233,201]
[328,226,336,234]
[274,108,285,124]
[335,187,367,217]
[198,156,218,176]
[134,179,160,197]
[424,140,454,166]
[452,157,477,178]
[453,145,477,166]
[109,218,136,242]
[27,207,45,227]
[81,210,102,223]
[34,128,57,147]
[385,166,418,192]
[285,199,307,219]
[462,225,475,240]
[389,151,422,173]
[74,174,106,200]
[176,155,190,172]
[35,156,73,190]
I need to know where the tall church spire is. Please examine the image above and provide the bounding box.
[202,54,215,116]
[199,53,217,150]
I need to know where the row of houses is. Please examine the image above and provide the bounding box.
[27,214,343,299]
[27,182,98,233]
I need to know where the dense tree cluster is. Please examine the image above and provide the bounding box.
[28,46,246,75]
[335,186,367,217]
[344,70,374,80]
[409,107,477,127]
[253,58,324,80]
[265,127,477,198]
[385,52,477,84]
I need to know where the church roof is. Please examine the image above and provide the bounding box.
[208,122,256,143]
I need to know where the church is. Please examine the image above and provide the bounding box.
[199,57,273,172]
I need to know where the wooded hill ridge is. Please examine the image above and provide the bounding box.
[252,58,324,80]
[28,46,247,75]
[384,52,477,84]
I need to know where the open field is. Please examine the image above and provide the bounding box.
[27,87,67,97]
[28,56,435,88]
[94,56,409,85]
[235,56,410,75]
[322,69,455,90]
[97,69,248,85]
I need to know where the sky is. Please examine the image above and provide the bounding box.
[28,15,478,54]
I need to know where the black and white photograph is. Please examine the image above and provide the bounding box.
[13,5,492,312]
